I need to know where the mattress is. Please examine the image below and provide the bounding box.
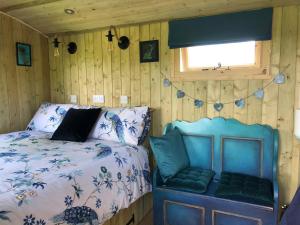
[0,131,151,225]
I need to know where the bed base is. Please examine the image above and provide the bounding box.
[103,193,152,225]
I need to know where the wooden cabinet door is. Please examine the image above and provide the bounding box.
[164,200,205,225]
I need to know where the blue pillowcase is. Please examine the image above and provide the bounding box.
[89,106,150,146]
[150,128,190,182]
[26,103,75,133]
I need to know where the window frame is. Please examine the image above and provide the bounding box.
[171,41,271,81]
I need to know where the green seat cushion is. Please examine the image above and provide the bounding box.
[150,128,190,182]
[215,172,274,206]
[166,167,215,194]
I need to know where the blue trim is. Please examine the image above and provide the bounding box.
[273,129,279,224]
[168,8,273,49]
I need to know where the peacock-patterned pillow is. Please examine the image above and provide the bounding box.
[89,106,151,145]
[26,102,75,133]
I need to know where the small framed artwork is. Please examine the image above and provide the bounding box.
[139,40,159,63]
[16,42,32,67]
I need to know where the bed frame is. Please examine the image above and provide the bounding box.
[102,193,152,225]
[153,117,279,225]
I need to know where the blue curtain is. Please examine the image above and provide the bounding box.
[168,8,273,49]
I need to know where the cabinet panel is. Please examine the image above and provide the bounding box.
[164,200,205,225]
[212,210,262,225]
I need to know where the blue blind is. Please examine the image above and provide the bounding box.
[168,8,273,49]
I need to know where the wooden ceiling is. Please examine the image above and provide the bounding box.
[0,0,300,35]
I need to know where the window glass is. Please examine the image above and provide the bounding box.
[184,41,256,69]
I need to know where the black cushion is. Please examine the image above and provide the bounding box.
[165,167,215,194]
[51,108,101,142]
[215,172,273,206]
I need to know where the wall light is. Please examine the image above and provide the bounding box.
[53,38,60,57]
[67,42,77,54]
[106,26,130,51]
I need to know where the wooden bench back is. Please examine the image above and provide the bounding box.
[164,117,279,181]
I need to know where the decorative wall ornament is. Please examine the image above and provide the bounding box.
[16,42,31,67]
[176,90,185,98]
[214,102,224,112]
[139,40,159,63]
[273,72,285,84]
[163,66,289,112]
[194,99,204,108]
[163,78,172,87]
[235,98,245,108]
[254,88,264,99]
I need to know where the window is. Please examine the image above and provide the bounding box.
[185,41,256,69]
[173,41,271,81]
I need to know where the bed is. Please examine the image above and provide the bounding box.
[0,130,151,225]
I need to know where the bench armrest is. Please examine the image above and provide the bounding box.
[153,167,164,187]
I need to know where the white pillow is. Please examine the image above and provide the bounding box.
[89,106,150,145]
[26,102,75,133]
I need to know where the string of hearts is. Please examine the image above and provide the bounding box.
[162,65,290,112]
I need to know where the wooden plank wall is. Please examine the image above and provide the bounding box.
[0,13,50,133]
[49,5,300,206]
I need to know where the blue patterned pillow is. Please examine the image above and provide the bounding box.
[26,102,75,133]
[89,106,151,145]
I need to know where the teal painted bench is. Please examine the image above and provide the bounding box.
[153,117,279,225]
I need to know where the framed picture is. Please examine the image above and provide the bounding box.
[16,42,32,67]
[139,40,159,63]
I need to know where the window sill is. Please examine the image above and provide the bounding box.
[171,67,271,81]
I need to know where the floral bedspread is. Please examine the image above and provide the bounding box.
[0,131,151,225]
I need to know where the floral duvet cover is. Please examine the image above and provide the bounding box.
[0,131,151,225]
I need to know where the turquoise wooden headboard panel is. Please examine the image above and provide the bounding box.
[163,117,279,181]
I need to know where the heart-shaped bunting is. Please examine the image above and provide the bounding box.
[163,78,171,87]
[235,98,245,108]
[176,90,185,99]
[273,73,285,84]
[214,102,224,112]
[194,99,204,108]
[255,88,264,99]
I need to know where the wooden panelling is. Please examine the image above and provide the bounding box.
[0,13,50,133]
[1,0,300,34]
[277,6,298,203]
[49,6,300,207]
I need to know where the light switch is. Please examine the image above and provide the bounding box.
[120,96,128,105]
[93,95,105,103]
[70,95,77,104]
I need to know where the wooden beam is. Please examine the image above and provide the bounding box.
[0,0,64,12]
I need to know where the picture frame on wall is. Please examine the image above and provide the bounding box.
[139,40,159,63]
[16,42,32,67]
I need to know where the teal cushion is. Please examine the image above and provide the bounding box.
[166,167,215,194]
[215,172,273,206]
[150,128,190,182]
